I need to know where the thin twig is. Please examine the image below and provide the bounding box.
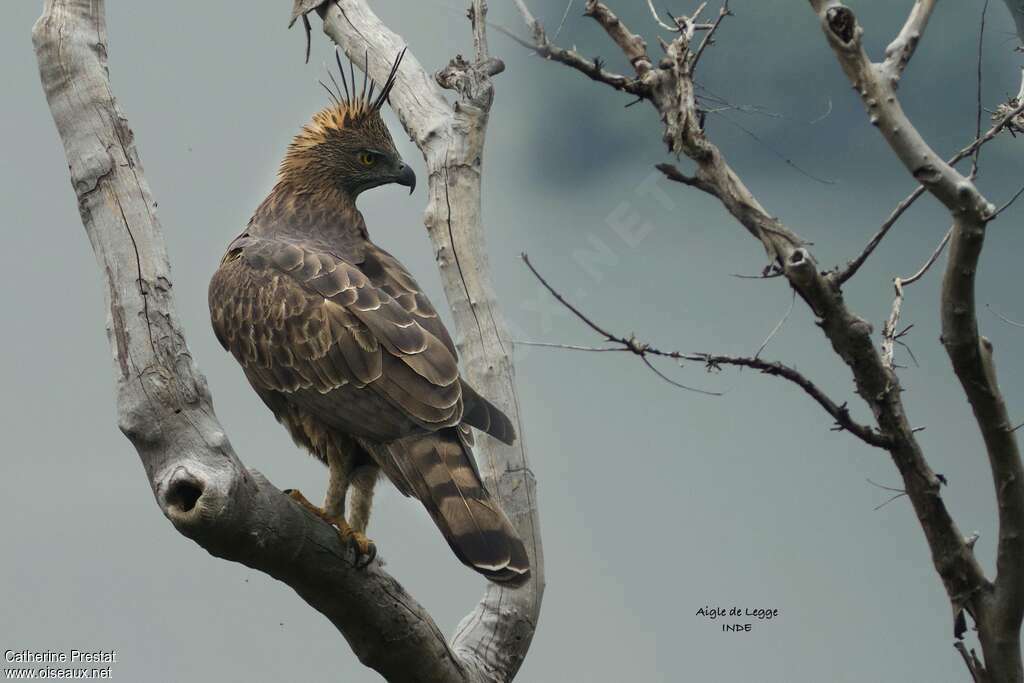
[881,279,906,370]
[986,304,1024,328]
[640,355,723,395]
[809,98,833,124]
[991,182,1024,218]
[881,225,953,369]
[521,253,618,341]
[696,84,782,119]
[954,642,987,683]
[754,290,796,359]
[510,0,647,96]
[518,255,718,394]
[972,0,990,177]
[836,97,1024,285]
[874,492,909,511]
[488,20,539,51]
[730,263,785,280]
[867,478,907,494]
[836,187,926,285]
[513,340,627,352]
[645,0,678,32]
[552,0,574,41]
[521,253,890,448]
[692,1,731,70]
[904,227,953,286]
[710,112,835,185]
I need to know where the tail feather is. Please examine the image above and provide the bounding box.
[383,429,529,584]
[460,381,517,446]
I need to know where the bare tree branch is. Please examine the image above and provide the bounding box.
[33,3,458,681]
[905,228,954,287]
[35,0,541,681]
[514,340,628,353]
[692,1,732,70]
[942,221,1024,679]
[881,225,951,372]
[973,0,990,178]
[955,641,989,683]
[988,305,1024,329]
[754,290,795,360]
[867,478,910,511]
[552,0,574,41]
[521,4,992,675]
[993,181,1024,218]
[511,0,645,94]
[836,98,1024,285]
[810,2,1024,678]
[645,0,679,32]
[582,0,653,72]
[521,255,891,448]
[836,185,926,285]
[992,68,1024,135]
[882,0,937,80]
[316,2,544,679]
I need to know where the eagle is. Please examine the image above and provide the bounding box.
[208,51,530,584]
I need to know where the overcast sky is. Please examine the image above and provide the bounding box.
[3,1,1024,681]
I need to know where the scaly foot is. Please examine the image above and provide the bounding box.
[284,489,377,569]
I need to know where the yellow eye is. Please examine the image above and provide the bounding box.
[359,152,376,166]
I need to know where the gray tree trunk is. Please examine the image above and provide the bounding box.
[32,1,543,681]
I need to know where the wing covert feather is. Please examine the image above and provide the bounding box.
[209,237,463,434]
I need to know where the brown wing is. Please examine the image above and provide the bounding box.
[359,244,457,357]
[360,244,516,445]
[208,236,463,438]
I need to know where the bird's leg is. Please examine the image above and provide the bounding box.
[322,445,351,521]
[285,489,333,523]
[324,444,376,568]
[284,446,376,569]
[348,465,381,534]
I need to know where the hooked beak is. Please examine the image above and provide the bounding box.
[395,162,416,194]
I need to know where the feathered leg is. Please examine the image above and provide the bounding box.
[285,440,376,568]
[348,464,380,534]
[325,442,376,567]
[323,443,352,519]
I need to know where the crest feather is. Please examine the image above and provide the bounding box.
[279,47,406,178]
[317,47,406,127]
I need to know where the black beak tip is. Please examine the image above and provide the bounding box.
[397,163,416,194]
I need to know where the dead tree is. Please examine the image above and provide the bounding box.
[514,1,1024,681]
[32,0,542,681]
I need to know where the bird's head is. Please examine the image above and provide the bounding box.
[279,49,416,198]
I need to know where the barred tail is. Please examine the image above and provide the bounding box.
[384,428,529,584]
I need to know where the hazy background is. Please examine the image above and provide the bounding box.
[3,1,1023,681]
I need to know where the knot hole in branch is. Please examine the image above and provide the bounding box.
[785,248,816,286]
[826,7,856,44]
[163,466,205,516]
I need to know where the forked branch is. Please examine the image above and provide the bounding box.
[809,2,1023,679]
[317,1,544,679]
[518,3,990,676]
[35,0,542,681]
[521,254,890,448]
